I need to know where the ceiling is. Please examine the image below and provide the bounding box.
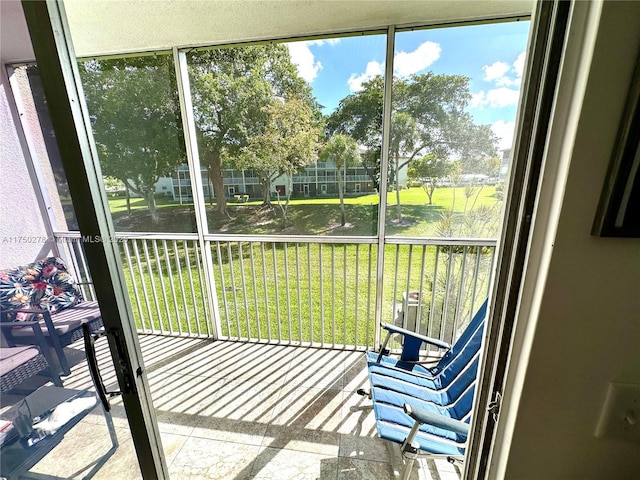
[2,1,532,62]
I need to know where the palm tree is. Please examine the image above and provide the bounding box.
[320,134,360,226]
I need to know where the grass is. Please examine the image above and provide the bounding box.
[118,237,494,348]
[93,186,500,347]
[106,186,501,237]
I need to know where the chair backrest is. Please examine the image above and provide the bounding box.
[431,299,488,390]
[0,257,83,320]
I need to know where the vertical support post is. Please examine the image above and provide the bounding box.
[373,25,396,350]
[173,47,221,339]
[21,1,168,477]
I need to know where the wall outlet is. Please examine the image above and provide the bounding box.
[594,382,640,444]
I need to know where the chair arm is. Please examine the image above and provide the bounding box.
[1,307,48,314]
[403,403,469,437]
[0,308,59,353]
[381,323,451,350]
[0,319,48,349]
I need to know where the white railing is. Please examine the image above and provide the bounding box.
[54,231,495,350]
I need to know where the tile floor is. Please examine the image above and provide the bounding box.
[1,336,463,480]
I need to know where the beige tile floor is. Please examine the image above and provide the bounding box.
[1,336,463,480]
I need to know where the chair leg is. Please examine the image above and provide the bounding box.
[399,420,421,480]
[400,441,419,480]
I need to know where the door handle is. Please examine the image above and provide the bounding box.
[82,323,122,412]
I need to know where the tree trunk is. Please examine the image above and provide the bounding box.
[337,164,346,226]
[207,173,214,206]
[145,190,159,224]
[205,148,227,215]
[395,154,402,221]
[428,183,435,205]
[125,184,131,216]
[261,176,272,206]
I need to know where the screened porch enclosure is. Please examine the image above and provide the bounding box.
[4,3,534,478]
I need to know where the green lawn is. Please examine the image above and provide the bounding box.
[104,185,498,347]
[119,236,494,348]
[107,186,501,237]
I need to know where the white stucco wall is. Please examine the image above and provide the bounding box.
[0,70,53,269]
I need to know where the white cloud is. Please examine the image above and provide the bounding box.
[471,52,526,108]
[485,87,520,107]
[346,41,441,92]
[470,91,486,109]
[286,39,340,83]
[394,41,441,77]
[483,61,510,82]
[287,41,323,83]
[347,60,383,92]
[513,51,526,78]
[470,87,519,108]
[491,120,516,150]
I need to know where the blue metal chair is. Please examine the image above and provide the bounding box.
[362,300,488,479]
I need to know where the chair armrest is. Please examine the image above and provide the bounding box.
[0,308,57,343]
[381,323,451,350]
[0,319,48,348]
[403,403,469,437]
[1,307,48,314]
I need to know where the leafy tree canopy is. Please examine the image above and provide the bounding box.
[188,44,321,214]
[236,95,322,205]
[80,54,186,223]
[327,72,498,182]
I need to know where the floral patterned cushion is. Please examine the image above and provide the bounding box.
[0,257,84,321]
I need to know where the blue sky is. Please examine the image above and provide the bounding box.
[286,20,531,150]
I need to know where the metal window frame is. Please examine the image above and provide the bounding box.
[174,47,222,339]
[463,1,572,478]
[20,1,168,478]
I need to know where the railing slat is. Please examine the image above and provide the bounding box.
[238,242,252,340]
[133,239,152,332]
[194,241,209,336]
[54,232,495,351]
[319,243,324,347]
[162,239,179,335]
[215,241,231,338]
[227,241,241,338]
[272,243,282,342]
[173,239,189,336]
[184,240,199,336]
[155,240,172,333]
[296,243,303,345]
[124,239,145,329]
[260,242,271,342]
[249,242,261,340]
[284,243,292,343]
[428,246,440,342]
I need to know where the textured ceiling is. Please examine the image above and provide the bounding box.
[1,1,532,63]
[63,0,532,57]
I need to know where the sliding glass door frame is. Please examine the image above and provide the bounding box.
[21,1,168,477]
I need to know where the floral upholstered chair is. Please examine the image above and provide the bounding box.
[0,257,103,375]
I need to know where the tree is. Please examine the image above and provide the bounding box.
[81,55,186,224]
[407,154,458,205]
[237,95,321,227]
[320,134,361,226]
[328,73,498,220]
[389,112,416,221]
[188,44,317,216]
[325,76,384,189]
